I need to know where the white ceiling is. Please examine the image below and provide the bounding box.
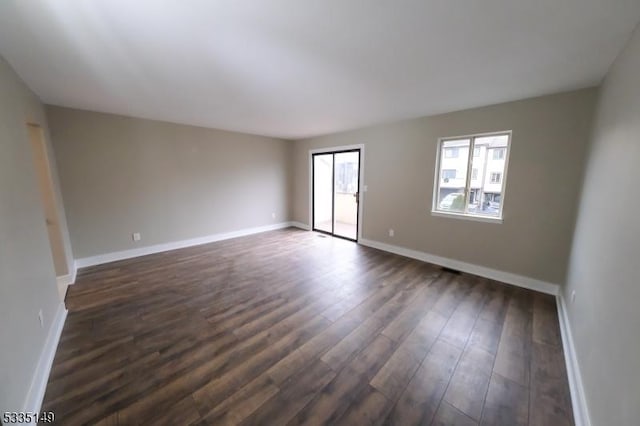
[1,1,639,139]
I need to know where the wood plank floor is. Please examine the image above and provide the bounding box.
[42,228,574,425]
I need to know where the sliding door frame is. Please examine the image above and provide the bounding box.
[309,144,365,242]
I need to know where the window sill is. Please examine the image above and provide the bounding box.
[430,210,503,224]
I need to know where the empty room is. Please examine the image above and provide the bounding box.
[1,1,639,425]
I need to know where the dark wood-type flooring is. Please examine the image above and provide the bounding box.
[43,228,574,425]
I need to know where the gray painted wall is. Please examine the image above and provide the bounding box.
[46,106,293,259]
[0,57,67,412]
[564,25,640,426]
[293,89,597,285]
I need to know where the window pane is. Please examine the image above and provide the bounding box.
[334,151,359,240]
[436,139,470,213]
[313,154,333,232]
[467,134,509,217]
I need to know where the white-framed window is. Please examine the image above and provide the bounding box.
[432,131,511,222]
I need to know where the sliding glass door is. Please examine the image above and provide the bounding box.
[312,149,360,241]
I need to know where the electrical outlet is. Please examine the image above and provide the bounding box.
[132,232,141,242]
[389,229,394,237]
[363,185,368,192]
[571,290,576,303]
[38,309,43,328]
[271,212,276,219]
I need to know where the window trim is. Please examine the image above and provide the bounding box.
[431,130,512,223]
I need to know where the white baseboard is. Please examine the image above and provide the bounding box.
[75,222,296,269]
[359,238,559,295]
[55,268,76,287]
[290,221,311,231]
[22,302,67,422]
[556,295,591,426]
